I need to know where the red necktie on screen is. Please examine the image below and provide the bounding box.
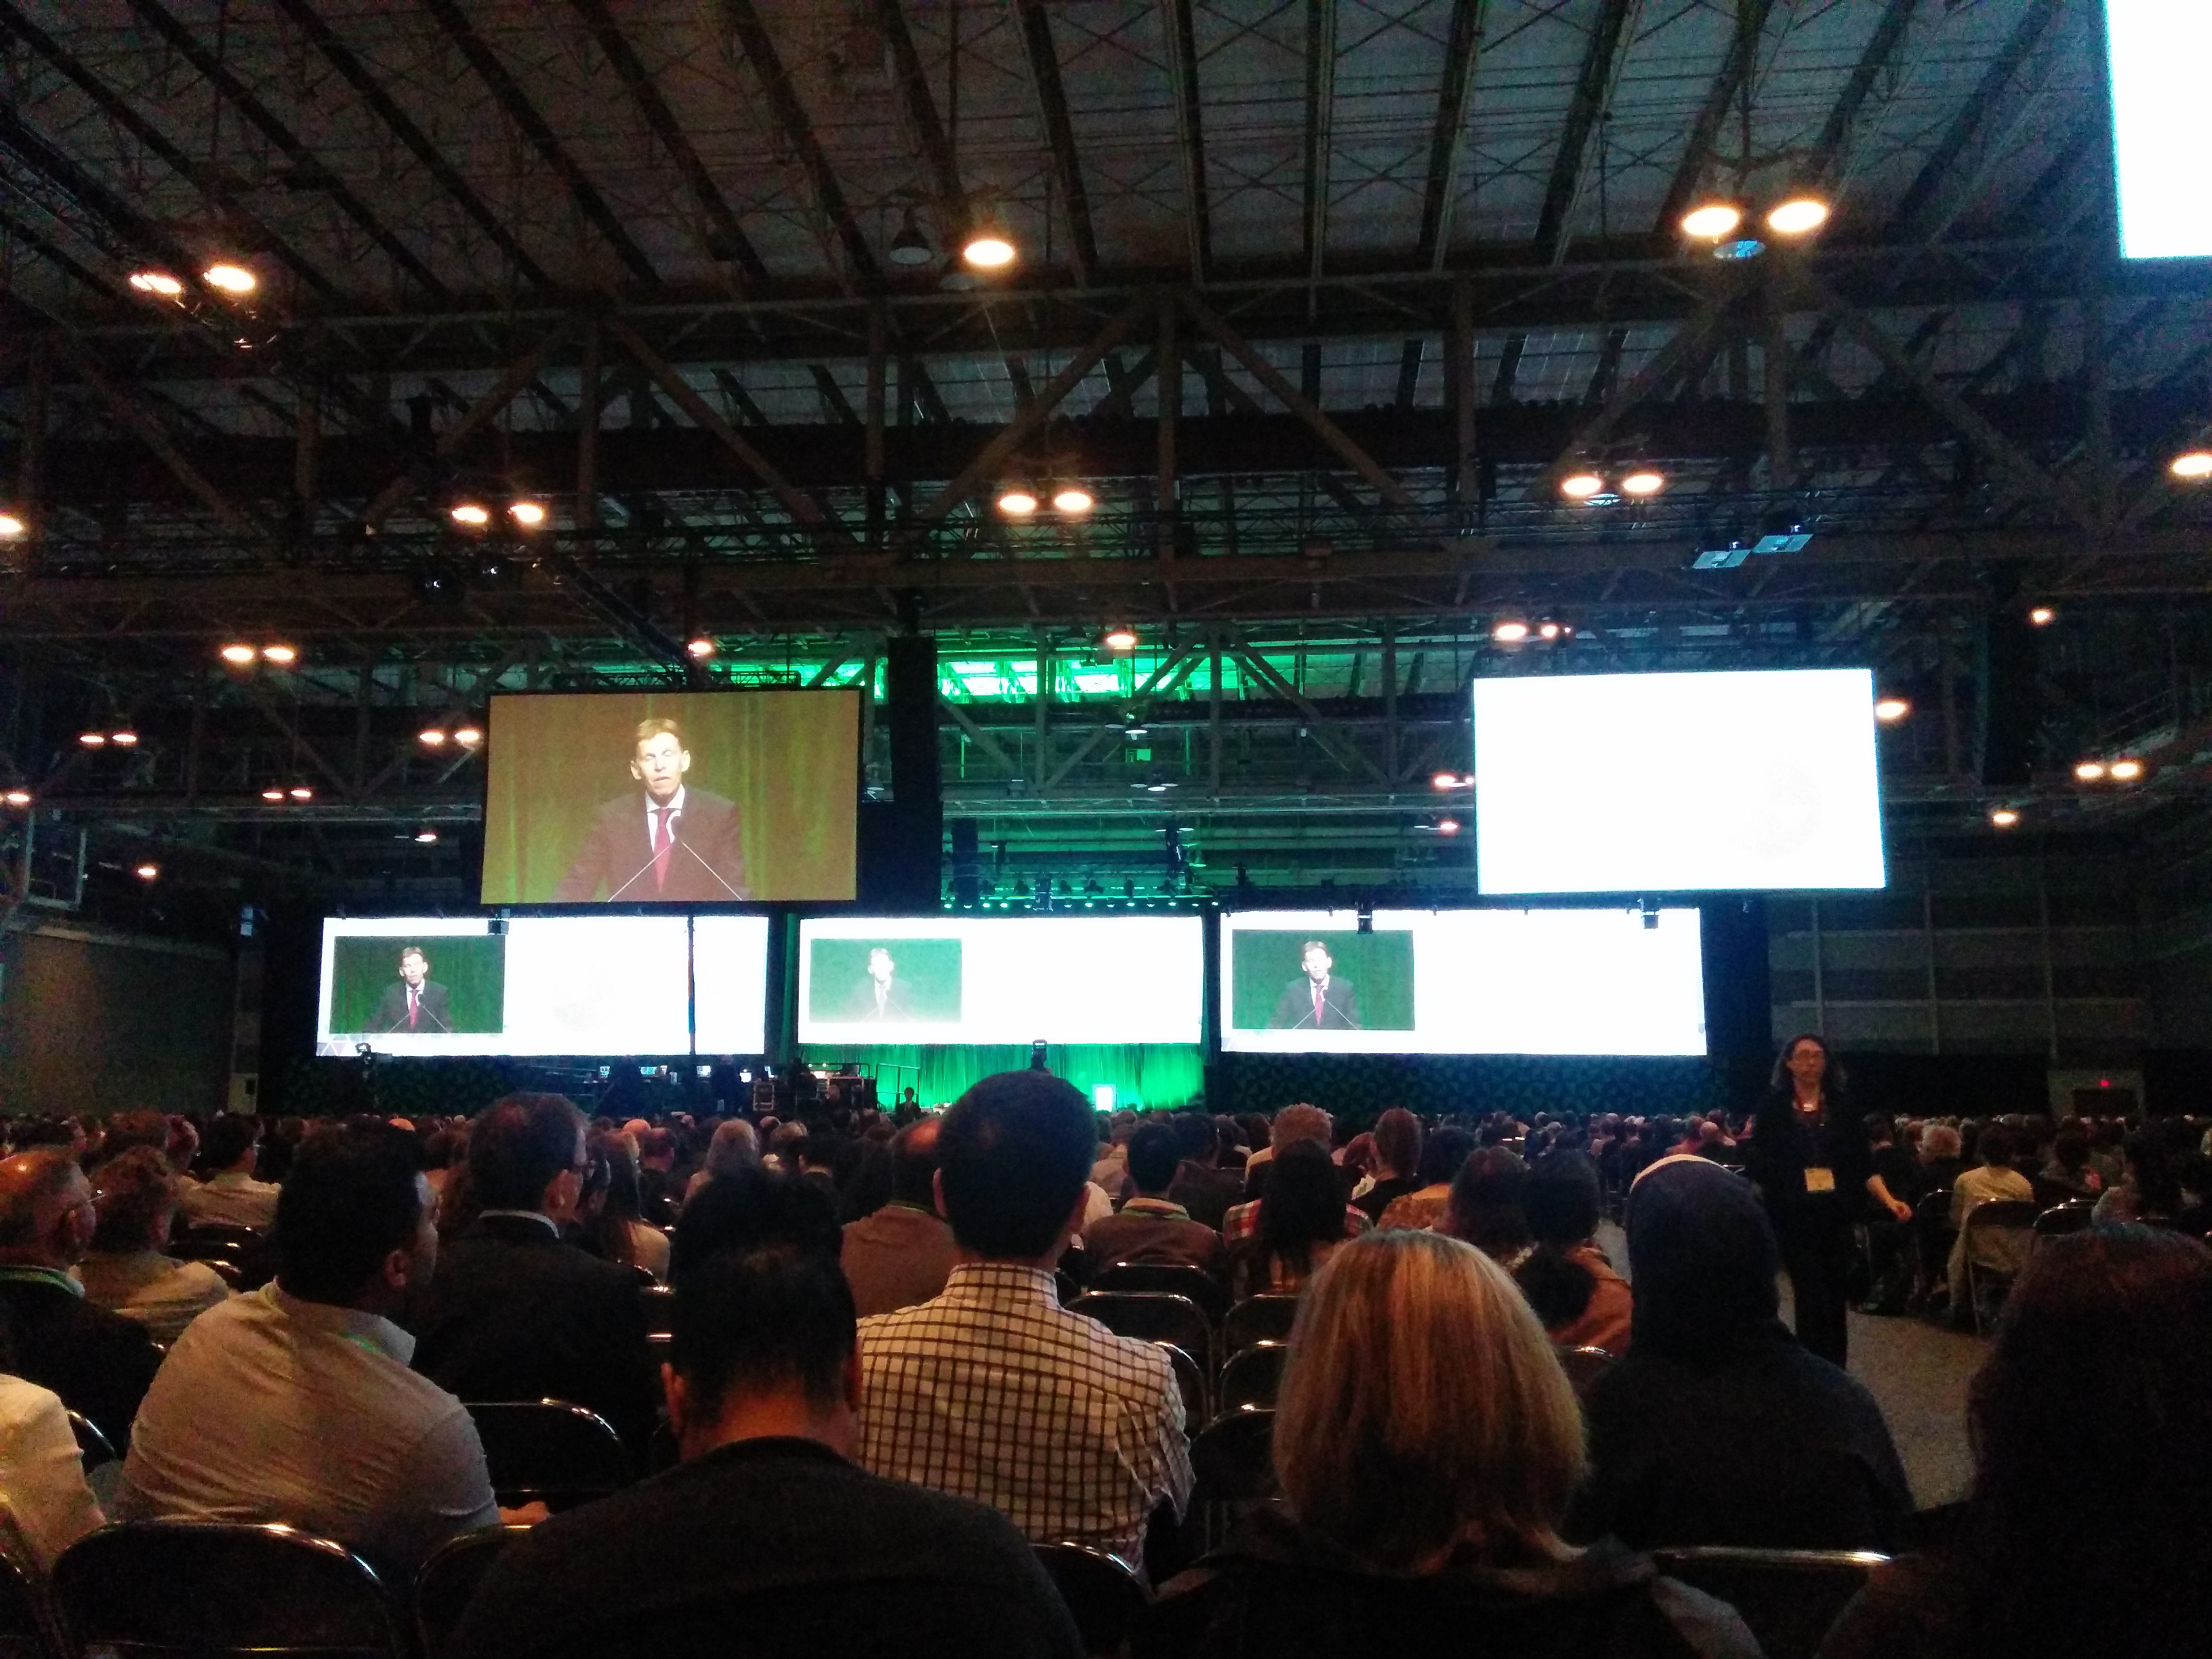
[1313,983,1324,1027]
[652,806,674,891]
[407,987,419,1031]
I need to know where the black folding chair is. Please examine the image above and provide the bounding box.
[1553,1344,1616,1401]
[464,1401,633,1510]
[1188,1406,1275,1553]
[1068,1292,1212,1372]
[0,1540,60,1659]
[1650,1546,1887,1659]
[637,1284,676,1337]
[414,1525,529,1659]
[62,1412,114,1475]
[1090,1262,1228,1323]
[1155,1342,1209,1428]
[171,1223,264,1254]
[52,1521,405,1658]
[1031,1542,1150,1659]
[171,1225,274,1290]
[1961,1199,2041,1334]
[1216,1341,1288,1412]
[1221,1294,1298,1357]
[1913,1189,1955,1305]
[2033,1200,2095,1239]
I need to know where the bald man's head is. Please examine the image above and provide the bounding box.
[888,1115,943,1208]
[0,1150,97,1267]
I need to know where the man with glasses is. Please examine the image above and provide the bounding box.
[406,1094,659,1460]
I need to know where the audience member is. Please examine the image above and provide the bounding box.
[2091,1132,2184,1227]
[1946,1126,2034,1324]
[684,1119,760,1203]
[1226,1139,1368,1298]
[1166,1113,1243,1229]
[2037,1126,2102,1202]
[177,1115,279,1231]
[1352,1107,1422,1222]
[77,1146,231,1345]
[633,1127,681,1226]
[1240,1103,1332,1200]
[1147,1229,1758,1658]
[0,1150,163,1448]
[1860,1115,1921,1316]
[1820,1229,2212,1659]
[1574,1156,1910,1551]
[839,1117,958,1317]
[857,1071,1191,1563]
[452,1169,1081,1659]
[0,1313,105,1570]
[1917,1123,1966,1192]
[1514,1151,1631,1353]
[1092,1109,1138,1191]
[406,1094,659,1458]
[1082,1122,1226,1279]
[569,1132,669,1280]
[1376,1126,1474,1231]
[1441,1147,1534,1264]
[114,1122,512,1578]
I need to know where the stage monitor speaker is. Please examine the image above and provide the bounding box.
[1977,585,2039,787]
[857,636,943,912]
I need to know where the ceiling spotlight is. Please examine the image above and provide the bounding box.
[1765,197,1830,236]
[1989,807,2020,828]
[1619,469,1666,497]
[201,263,256,294]
[134,862,159,881]
[997,488,1039,517]
[1102,626,1138,653]
[1124,722,1149,740]
[1559,471,1605,499]
[1874,697,1910,722]
[2108,758,2145,781]
[3,790,29,807]
[0,512,24,539]
[961,211,1017,270]
[1538,621,1562,641]
[1680,202,1742,240]
[260,787,285,803]
[289,786,312,801]
[260,644,297,665]
[419,728,448,747]
[1436,816,1461,836]
[453,726,483,747]
[78,733,106,747]
[686,636,716,659]
[1051,487,1094,516]
[449,502,491,528]
[508,500,547,527]
[2029,606,2055,627]
[129,270,185,297]
[1492,620,1530,643]
[1433,771,1460,790]
[109,731,138,747]
[2170,450,2212,480]
[888,205,935,267]
[414,829,440,844]
[220,642,257,665]
[2074,760,2106,782]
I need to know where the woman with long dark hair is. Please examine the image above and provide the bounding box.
[1235,1140,1352,1298]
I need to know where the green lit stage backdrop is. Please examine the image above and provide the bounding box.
[800,1043,1204,1110]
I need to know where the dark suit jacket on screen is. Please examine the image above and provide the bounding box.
[1269,975,1362,1030]
[552,790,749,903]
[403,1215,660,1458]
[0,1271,165,1448]
[368,980,452,1034]
[844,977,917,1023]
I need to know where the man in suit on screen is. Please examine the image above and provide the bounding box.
[553,717,751,902]
[1268,940,1362,1030]
[369,945,453,1033]
[847,947,917,1023]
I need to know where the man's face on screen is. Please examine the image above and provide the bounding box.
[1303,946,1331,983]
[869,949,894,985]
[630,732,690,802]
[400,951,428,987]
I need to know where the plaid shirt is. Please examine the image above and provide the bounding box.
[857,1261,1193,1563]
[1221,1199,1374,1245]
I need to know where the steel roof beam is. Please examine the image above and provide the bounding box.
[874,0,964,212]
[1159,0,1212,283]
[1415,0,1486,270]
[1013,0,1099,284]
[1303,0,1334,285]
[1534,0,1636,264]
[1653,0,1774,237]
[418,0,660,288]
[1887,1,2062,243]
[1806,0,1918,184]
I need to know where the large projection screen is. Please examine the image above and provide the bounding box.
[797,916,1203,1046]
[1221,908,1706,1055]
[1473,668,1886,895]
[2106,0,2212,260]
[318,915,693,1057]
[480,689,859,905]
[691,915,772,1056]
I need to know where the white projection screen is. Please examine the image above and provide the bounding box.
[689,915,772,1056]
[1473,668,1887,895]
[2106,0,2212,259]
[1221,908,1706,1056]
[797,915,1202,1046]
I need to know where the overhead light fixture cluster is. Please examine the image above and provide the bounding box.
[1559,466,1664,503]
[2074,756,2147,785]
[998,483,1094,518]
[129,261,258,301]
[418,722,485,749]
[1101,626,1139,653]
[1679,194,1830,260]
[79,729,138,748]
[449,497,545,531]
[1491,618,1572,644]
[258,785,315,804]
[220,642,298,667]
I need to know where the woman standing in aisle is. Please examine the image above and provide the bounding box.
[1746,1033,1900,1366]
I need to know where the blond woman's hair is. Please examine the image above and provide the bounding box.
[1273,1229,1585,1571]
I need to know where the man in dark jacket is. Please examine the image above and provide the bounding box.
[1085,1123,1226,1279]
[0,1149,164,1447]
[405,1094,659,1459]
[552,718,749,902]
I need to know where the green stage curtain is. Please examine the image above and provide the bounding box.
[799,1043,1204,1111]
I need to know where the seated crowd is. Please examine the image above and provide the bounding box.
[0,1087,2206,1658]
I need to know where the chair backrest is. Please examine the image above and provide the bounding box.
[52,1521,404,1658]
[1189,1406,1275,1505]
[1031,1543,1150,1658]
[1650,1547,1887,1659]
[1913,1189,1952,1229]
[174,1223,264,1251]
[1963,1198,2041,1262]
[1553,1344,1616,1400]
[0,1525,61,1659]
[1091,1262,1227,1322]
[1067,1292,1212,1370]
[637,1284,676,1336]
[1221,1294,1298,1356]
[63,1412,115,1473]
[1217,1341,1289,1412]
[464,1401,633,1509]
[2034,1200,2095,1237]
[199,1256,246,1291]
[413,1526,529,1659]
[1155,1343,1208,1427]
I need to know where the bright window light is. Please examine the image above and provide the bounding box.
[2106,0,2212,258]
